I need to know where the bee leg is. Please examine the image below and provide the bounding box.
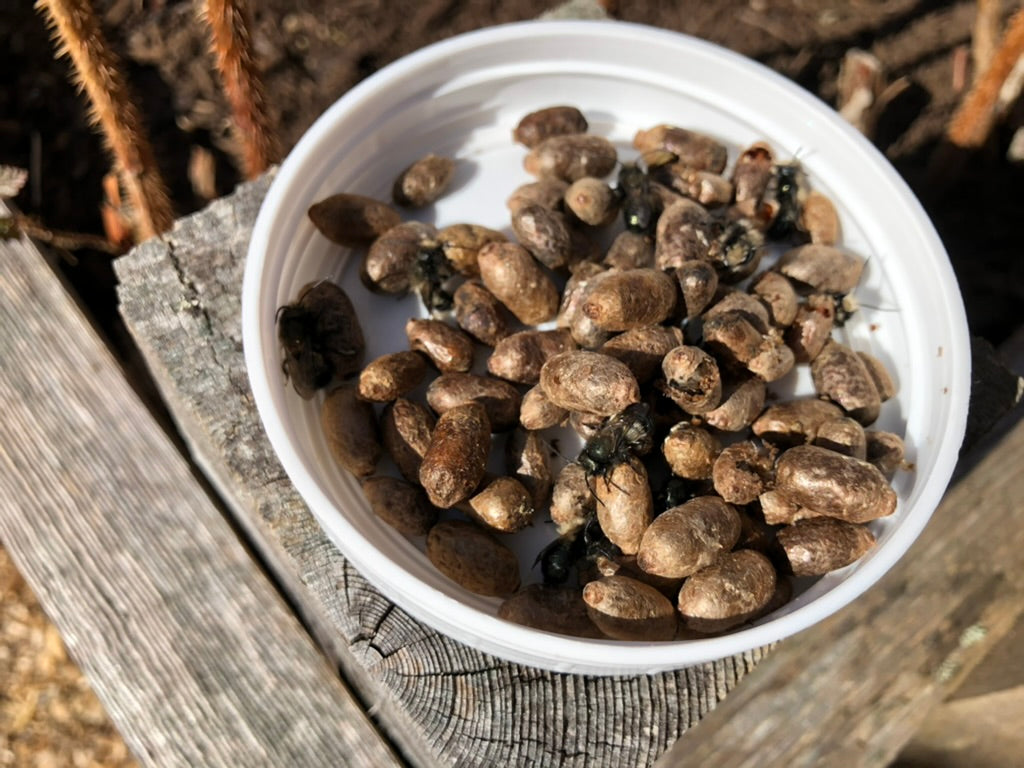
[595,466,631,496]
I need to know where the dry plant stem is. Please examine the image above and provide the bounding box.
[202,0,281,179]
[36,0,173,240]
[948,7,1024,149]
[837,48,883,137]
[952,45,970,92]
[10,213,122,255]
[996,56,1024,115]
[973,0,1002,83]
[101,172,134,250]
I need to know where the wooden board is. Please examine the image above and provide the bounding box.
[113,176,770,768]
[0,203,402,768]
[895,686,1024,768]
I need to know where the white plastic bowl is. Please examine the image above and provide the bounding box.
[243,20,970,675]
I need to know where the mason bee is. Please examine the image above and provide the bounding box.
[536,514,618,586]
[410,240,455,312]
[576,402,655,483]
[831,292,860,328]
[616,163,660,235]
[765,160,807,240]
[710,216,764,282]
[277,280,365,399]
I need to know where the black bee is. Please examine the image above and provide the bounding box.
[831,292,860,327]
[710,216,764,282]
[576,402,655,483]
[278,304,332,397]
[410,240,455,312]
[535,529,585,585]
[277,280,365,399]
[535,515,618,586]
[765,161,806,240]
[656,475,692,512]
[616,163,659,234]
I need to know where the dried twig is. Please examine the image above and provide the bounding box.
[100,172,134,251]
[201,0,281,179]
[837,49,884,136]
[36,0,173,240]
[995,50,1024,117]
[948,7,1024,150]
[188,146,218,202]
[836,49,912,142]
[973,0,1002,83]
[7,213,123,255]
[952,44,970,93]
[1,164,122,254]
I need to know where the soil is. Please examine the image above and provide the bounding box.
[0,548,137,767]
[2,0,1023,347]
[0,0,1022,760]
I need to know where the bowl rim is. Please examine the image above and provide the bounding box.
[242,19,971,674]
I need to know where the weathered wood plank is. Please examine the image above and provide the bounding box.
[895,686,1024,768]
[654,411,1024,768]
[0,203,402,768]
[114,175,770,768]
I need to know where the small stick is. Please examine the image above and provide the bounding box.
[952,45,970,93]
[188,145,218,201]
[973,0,1002,83]
[4,211,123,255]
[837,48,884,137]
[948,7,1024,150]
[36,0,174,240]
[101,172,134,251]
[201,0,281,179]
[995,53,1024,116]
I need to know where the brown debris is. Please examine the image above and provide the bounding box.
[1,546,138,767]
[947,8,1024,150]
[188,145,218,201]
[837,48,884,136]
[973,0,1002,84]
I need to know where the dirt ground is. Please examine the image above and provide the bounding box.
[2,0,1022,346]
[0,549,137,767]
[1,0,1022,761]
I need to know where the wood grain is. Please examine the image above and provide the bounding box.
[113,176,770,767]
[0,203,401,768]
[655,414,1024,768]
[896,685,1024,767]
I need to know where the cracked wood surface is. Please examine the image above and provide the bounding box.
[0,201,402,768]
[113,174,769,768]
